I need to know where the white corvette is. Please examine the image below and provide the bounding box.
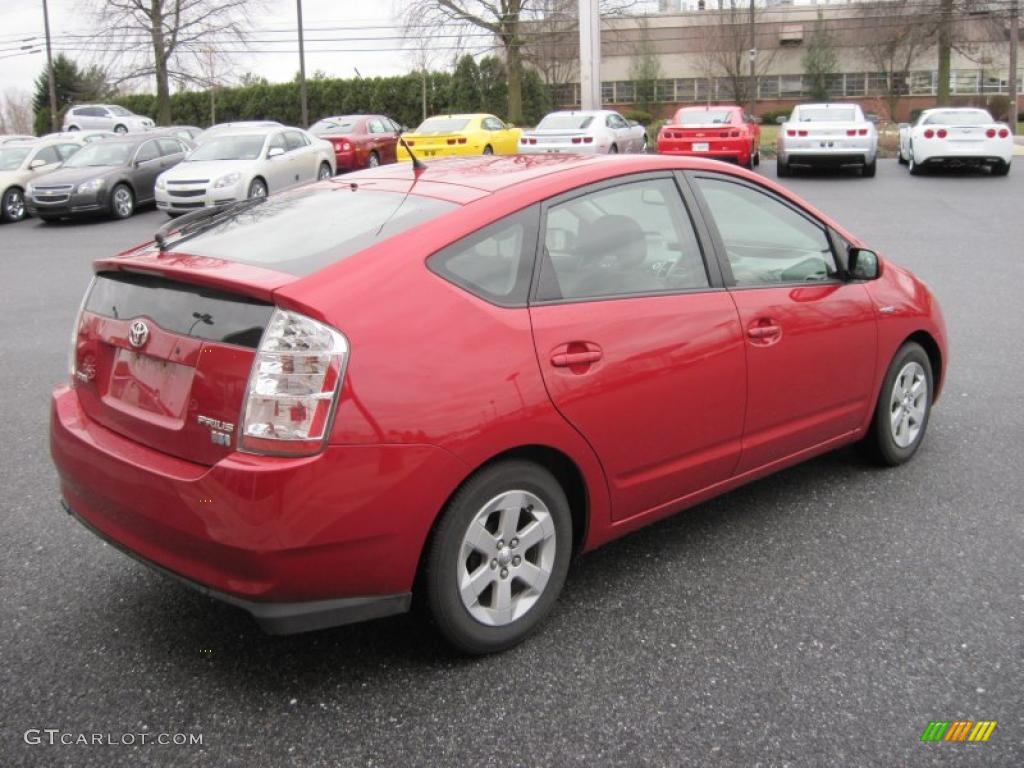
[898,108,1012,176]
[518,110,647,155]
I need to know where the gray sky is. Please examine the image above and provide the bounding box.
[0,1,468,99]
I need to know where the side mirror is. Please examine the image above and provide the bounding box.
[848,247,880,280]
[267,147,285,158]
[29,158,48,170]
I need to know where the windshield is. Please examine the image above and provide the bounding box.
[0,147,31,170]
[188,135,266,161]
[310,118,356,135]
[108,106,132,116]
[537,114,594,130]
[414,118,470,134]
[62,142,133,167]
[796,108,856,122]
[924,110,992,125]
[675,109,733,125]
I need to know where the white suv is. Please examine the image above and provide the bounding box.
[63,105,154,134]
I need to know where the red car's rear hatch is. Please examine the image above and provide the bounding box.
[659,125,743,152]
[71,271,277,466]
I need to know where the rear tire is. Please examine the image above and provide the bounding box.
[482,145,493,155]
[908,153,924,175]
[367,151,380,168]
[752,149,760,167]
[991,160,1010,176]
[609,143,619,154]
[776,157,790,177]
[862,158,876,178]
[897,146,907,165]
[859,342,933,466]
[422,460,572,655]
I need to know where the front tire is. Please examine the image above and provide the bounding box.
[317,162,332,180]
[247,177,268,199]
[1,186,26,222]
[114,124,128,134]
[109,184,134,219]
[422,460,572,655]
[860,342,933,466]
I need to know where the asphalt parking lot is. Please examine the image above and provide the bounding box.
[1,159,1021,767]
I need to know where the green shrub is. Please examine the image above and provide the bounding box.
[624,109,653,127]
[758,108,791,125]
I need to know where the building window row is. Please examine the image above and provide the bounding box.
[552,70,1024,106]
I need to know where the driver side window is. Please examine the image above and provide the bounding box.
[694,176,837,286]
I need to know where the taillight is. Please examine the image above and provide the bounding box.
[571,137,581,144]
[239,308,349,456]
[730,130,740,137]
[846,129,856,136]
[786,129,795,137]
[936,129,948,139]
[68,278,93,384]
[583,136,593,143]
[520,137,527,144]
[341,142,352,151]
[528,138,537,145]
[924,129,935,139]
[405,140,415,146]
[447,138,456,145]
[858,128,868,136]
[986,128,996,138]
[998,128,1009,138]
[457,138,467,144]
[798,130,808,137]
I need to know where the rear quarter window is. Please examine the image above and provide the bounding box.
[427,206,539,307]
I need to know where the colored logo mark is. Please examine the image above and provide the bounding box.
[920,720,997,742]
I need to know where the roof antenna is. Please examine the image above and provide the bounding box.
[397,132,426,175]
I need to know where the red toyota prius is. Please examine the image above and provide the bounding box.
[50,154,946,654]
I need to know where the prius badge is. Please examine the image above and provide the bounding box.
[198,415,235,447]
[128,319,149,348]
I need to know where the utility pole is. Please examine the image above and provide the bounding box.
[1011,0,1019,135]
[42,0,58,133]
[748,0,756,116]
[296,0,308,127]
[579,0,601,109]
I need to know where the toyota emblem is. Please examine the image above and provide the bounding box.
[128,319,149,348]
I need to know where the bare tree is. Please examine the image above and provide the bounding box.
[697,3,776,107]
[857,0,939,120]
[89,0,259,125]
[400,1,648,124]
[0,89,34,134]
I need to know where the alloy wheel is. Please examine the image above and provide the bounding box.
[367,152,380,167]
[112,186,133,218]
[457,490,557,627]
[889,361,927,448]
[4,189,25,221]
[317,163,332,180]
[248,179,267,199]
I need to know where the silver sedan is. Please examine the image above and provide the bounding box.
[518,110,648,155]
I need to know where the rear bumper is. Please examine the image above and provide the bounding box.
[63,500,410,634]
[919,154,1010,166]
[657,146,749,163]
[50,385,468,631]
[518,144,600,155]
[780,149,873,167]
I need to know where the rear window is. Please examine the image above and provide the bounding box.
[156,185,458,276]
[923,110,992,125]
[415,118,470,134]
[86,273,273,348]
[537,114,594,130]
[311,118,356,135]
[796,108,856,122]
[675,110,733,125]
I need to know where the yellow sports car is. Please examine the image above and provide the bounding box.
[397,113,522,160]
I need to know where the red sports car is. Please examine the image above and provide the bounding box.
[309,114,401,171]
[658,105,762,168]
[51,154,946,654]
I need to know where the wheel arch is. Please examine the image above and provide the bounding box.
[904,330,944,401]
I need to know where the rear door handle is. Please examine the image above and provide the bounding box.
[747,325,780,339]
[551,350,602,367]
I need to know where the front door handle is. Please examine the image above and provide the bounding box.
[747,320,782,345]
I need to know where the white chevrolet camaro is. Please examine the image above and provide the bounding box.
[898,108,1013,176]
[777,102,878,177]
[154,126,335,216]
[518,110,648,155]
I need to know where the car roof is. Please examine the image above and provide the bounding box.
[795,103,857,110]
[422,113,490,120]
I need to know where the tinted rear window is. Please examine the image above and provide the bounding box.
[924,110,992,125]
[675,110,733,125]
[86,273,273,348]
[537,115,594,130]
[156,185,458,276]
[415,118,470,133]
[796,108,856,122]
